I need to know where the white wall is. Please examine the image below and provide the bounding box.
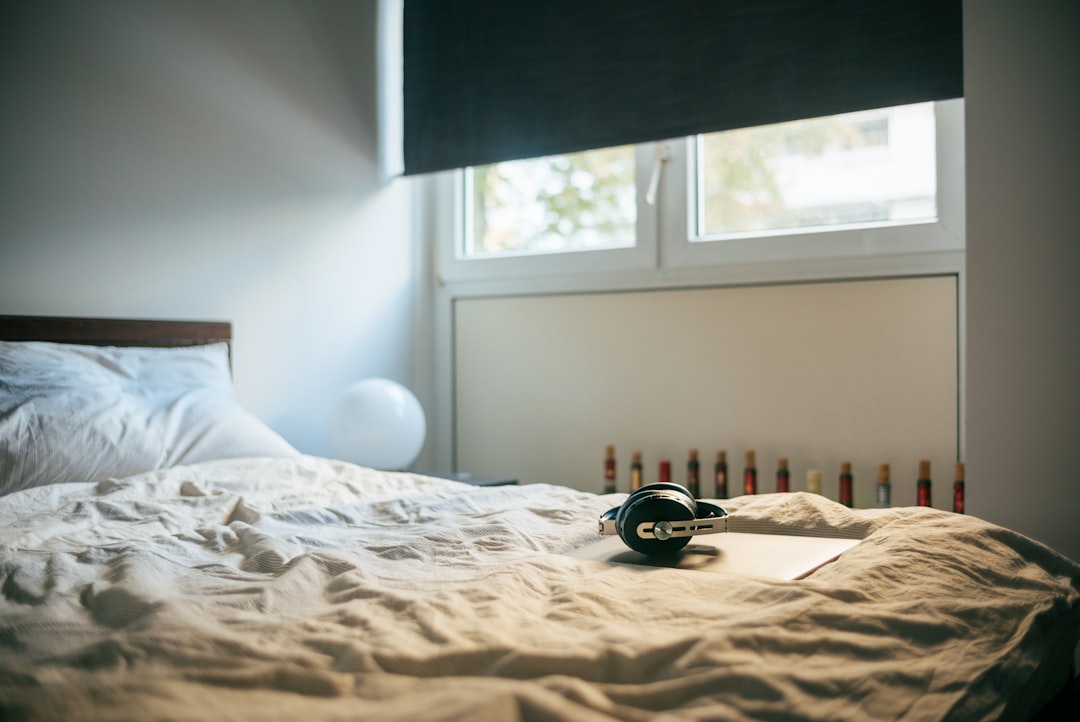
[964,0,1080,563]
[0,0,430,463]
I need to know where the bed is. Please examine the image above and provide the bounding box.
[1,315,1078,722]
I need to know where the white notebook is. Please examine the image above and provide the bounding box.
[568,532,861,580]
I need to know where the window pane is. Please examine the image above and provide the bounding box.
[465,145,635,258]
[697,103,936,238]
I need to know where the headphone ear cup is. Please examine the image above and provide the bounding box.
[618,490,695,556]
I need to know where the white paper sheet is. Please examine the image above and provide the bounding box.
[569,532,861,579]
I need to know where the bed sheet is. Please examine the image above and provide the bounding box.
[0,456,1077,721]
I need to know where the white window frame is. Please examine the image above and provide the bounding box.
[434,146,659,286]
[434,100,963,295]
[658,99,965,283]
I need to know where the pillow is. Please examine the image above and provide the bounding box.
[0,340,299,495]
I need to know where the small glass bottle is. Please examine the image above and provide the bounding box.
[916,459,932,507]
[659,459,672,485]
[744,450,757,495]
[806,469,822,495]
[876,463,891,508]
[953,462,965,514]
[686,448,700,497]
[775,457,790,493]
[603,445,617,494]
[714,450,728,498]
[838,461,853,507]
[630,451,643,491]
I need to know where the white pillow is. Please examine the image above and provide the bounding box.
[0,340,299,495]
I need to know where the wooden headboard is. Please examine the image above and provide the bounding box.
[0,315,232,348]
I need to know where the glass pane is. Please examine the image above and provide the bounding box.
[697,103,936,238]
[466,145,635,258]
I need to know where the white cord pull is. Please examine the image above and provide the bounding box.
[645,142,672,206]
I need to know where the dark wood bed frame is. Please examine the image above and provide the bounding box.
[0,315,231,348]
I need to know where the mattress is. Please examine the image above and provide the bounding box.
[1,455,1077,721]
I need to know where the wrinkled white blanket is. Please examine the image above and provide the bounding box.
[0,456,1077,721]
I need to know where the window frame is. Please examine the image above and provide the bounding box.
[659,99,965,275]
[432,99,964,293]
[434,146,659,285]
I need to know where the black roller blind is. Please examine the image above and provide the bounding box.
[402,0,962,175]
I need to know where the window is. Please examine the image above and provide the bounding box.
[435,146,657,283]
[465,146,636,258]
[695,103,936,238]
[435,100,963,286]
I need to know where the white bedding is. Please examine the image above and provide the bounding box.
[0,455,1077,721]
[0,341,299,496]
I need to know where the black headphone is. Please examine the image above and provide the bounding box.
[599,482,728,556]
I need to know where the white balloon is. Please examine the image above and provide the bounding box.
[329,378,426,470]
